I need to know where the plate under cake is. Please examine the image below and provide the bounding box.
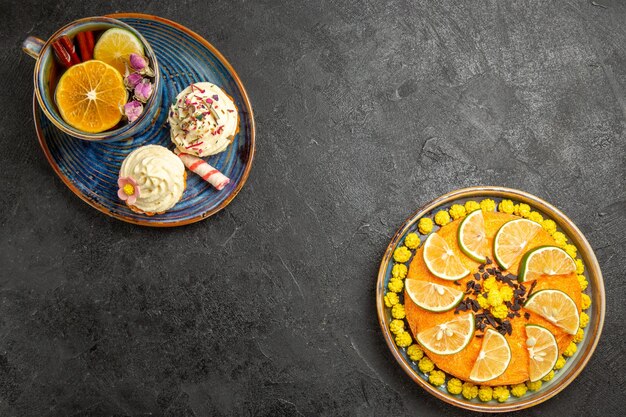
[376,186,604,413]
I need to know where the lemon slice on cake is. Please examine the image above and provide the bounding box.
[493,219,542,270]
[524,289,580,335]
[417,313,475,355]
[457,210,488,263]
[469,328,512,382]
[423,233,470,280]
[518,246,576,282]
[405,279,465,312]
[526,324,559,381]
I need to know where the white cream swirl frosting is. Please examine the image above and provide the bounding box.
[119,145,186,213]
[168,82,239,157]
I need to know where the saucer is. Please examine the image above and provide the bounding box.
[33,13,255,227]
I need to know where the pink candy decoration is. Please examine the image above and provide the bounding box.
[174,149,230,190]
[117,176,140,204]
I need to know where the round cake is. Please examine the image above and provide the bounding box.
[168,82,239,157]
[117,145,186,215]
[382,199,591,403]
[404,211,580,385]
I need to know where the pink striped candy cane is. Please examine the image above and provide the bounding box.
[174,149,230,190]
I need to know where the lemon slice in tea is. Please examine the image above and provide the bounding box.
[526,324,559,381]
[469,328,512,382]
[405,279,465,313]
[94,28,144,74]
[493,219,542,270]
[423,233,470,280]
[417,313,475,355]
[524,289,580,335]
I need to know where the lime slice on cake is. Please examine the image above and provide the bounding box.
[518,245,576,282]
[525,324,559,381]
[493,219,542,270]
[423,233,470,280]
[405,279,464,312]
[469,328,512,382]
[417,313,475,355]
[94,28,145,74]
[457,210,488,263]
[524,289,580,335]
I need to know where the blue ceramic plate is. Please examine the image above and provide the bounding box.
[34,13,255,227]
[377,187,604,412]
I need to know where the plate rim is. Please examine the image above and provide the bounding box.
[33,12,256,227]
[376,186,605,413]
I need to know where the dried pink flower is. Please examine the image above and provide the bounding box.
[128,53,154,76]
[124,72,143,90]
[123,100,143,122]
[134,79,153,103]
[129,53,148,71]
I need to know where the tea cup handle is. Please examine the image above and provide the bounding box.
[22,36,45,59]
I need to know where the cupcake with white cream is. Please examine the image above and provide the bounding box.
[117,145,186,215]
[168,82,239,157]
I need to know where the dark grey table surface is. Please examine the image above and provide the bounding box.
[1,0,625,416]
